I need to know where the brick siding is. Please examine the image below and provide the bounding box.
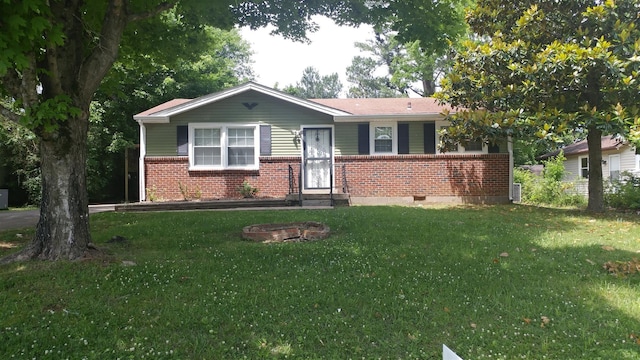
[336,154,509,198]
[144,154,510,203]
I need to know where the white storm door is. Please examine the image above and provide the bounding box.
[609,154,620,181]
[303,127,333,191]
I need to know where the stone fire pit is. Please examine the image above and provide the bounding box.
[242,221,330,243]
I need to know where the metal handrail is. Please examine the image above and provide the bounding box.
[288,165,294,194]
[330,162,334,206]
[341,164,349,194]
[298,164,302,206]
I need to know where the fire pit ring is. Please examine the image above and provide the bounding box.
[242,221,330,243]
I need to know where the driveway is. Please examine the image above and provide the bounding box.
[0,204,115,231]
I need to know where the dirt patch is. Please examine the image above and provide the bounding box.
[242,221,330,243]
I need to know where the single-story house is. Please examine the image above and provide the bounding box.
[133,82,513,205]
[539,135,640,181]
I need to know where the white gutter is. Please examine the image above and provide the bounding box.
[508,136,514,201]
[138,122,147,202]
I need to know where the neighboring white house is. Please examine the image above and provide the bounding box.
[540,135,640,182]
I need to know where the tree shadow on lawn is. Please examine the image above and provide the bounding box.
[90,204,640,359]
[329,205,640,359]
[4,205,637,359]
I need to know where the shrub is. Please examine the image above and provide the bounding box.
[178,181,189,201]
[514,151,586,207]
[145,186,159,202]
[605,172,640,210]
[238,180,259,198]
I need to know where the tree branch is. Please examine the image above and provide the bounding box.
[128,1,176,22]
[0,103,22,124]
[20,53,40,110]
[1,57,40,113]
[77,0,176,104]
[1,69,21,97]
[77,0,129,104]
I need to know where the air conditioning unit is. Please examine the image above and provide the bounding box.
[0,189,7,210]
[512,183,522,203]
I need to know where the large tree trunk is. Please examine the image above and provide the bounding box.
[1,113,92,264]
[0,0,172,264]
[586,127,604,212]
[33,115,91,260]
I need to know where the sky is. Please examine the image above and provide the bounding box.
[239,16,375,92]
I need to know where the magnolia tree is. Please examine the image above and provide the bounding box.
[436,0,640,212]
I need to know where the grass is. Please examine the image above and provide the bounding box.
[1,205,639,359]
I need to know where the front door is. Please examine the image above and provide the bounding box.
[302,127,333,191]
[609,154,621,181]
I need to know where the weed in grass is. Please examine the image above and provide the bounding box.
[1,205,639,358]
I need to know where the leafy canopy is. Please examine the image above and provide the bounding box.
[437,0,640,146]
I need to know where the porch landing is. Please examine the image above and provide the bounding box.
[115,195,349,212]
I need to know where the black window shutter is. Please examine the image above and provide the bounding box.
[358,123,370,155]
[398,123,410,154]
[260,125,272,156]
[176,125,188,156]
[423,123,436,154]
[488,143,500,153]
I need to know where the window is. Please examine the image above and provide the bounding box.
[464,140,484,152]
[374,126,393,153]
[440,126,488,153]
[580,156,589,178]
[228,128,255,166]
[193,128,221,166]
[609,154,620,181]
[370,123,397,154]
[189,124,258,170]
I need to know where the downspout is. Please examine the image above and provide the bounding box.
[508,136,514,202]
[138,121,147,202]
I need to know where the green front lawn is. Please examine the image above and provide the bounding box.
[1,205,639,359]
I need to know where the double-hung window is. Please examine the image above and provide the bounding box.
[227,128,255,166]
[463,140,484,152]
[193,128,221,166]
[370,123,397,154]
[579,156,589,178]
[189,124,258,170]
[438,125,486,153]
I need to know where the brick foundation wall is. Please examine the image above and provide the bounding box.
[144,156,299,201]
[336,154,510,203]
[143,154,510,203]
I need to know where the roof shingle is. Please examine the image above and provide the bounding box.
[310,97,452,115]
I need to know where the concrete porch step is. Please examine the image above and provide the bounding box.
[285,193,350,207]
[301,199,332,207]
